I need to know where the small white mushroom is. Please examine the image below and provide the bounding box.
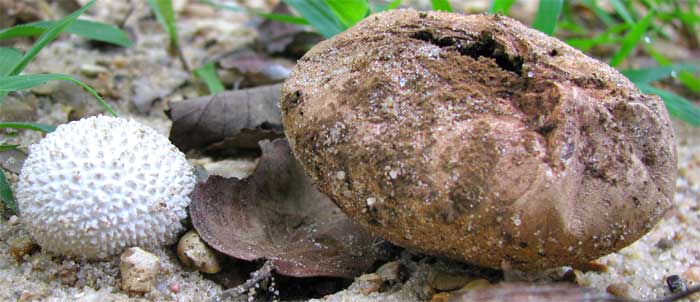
[16,115,195,259]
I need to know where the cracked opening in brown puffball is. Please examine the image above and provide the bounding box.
[281,9,676,270]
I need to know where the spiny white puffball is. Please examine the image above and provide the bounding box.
[16,115,195,259]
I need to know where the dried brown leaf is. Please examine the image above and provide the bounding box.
[447,282,617,302]
[256,3,301,54]
[190,139,383,278]
[255,2,323,59]
[0,148,26,174]
[167,84,283,155]
[217,48,293,88]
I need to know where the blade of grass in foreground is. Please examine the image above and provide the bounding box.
[147,0,190,71]
[431,0,453,12]
[636,83,700,127]
[0,74,117,116]
[283,0,345,38]
[327,0,369,28]
[0,122,56,133]
[147,0,178,49]
[0,169,17,215]
[8,0,96,76]
[0,145,19,151]
[198,0,309,25]
[489,0,516,14]
[0,19,132,47]
[609,9,655,67]
[0,47,22,76]
[376,0,403,12]
[193,62,225,94]
[532,0,564,36]
[610,0,635,24]
[622,62,700,84]
[581,0,615,27]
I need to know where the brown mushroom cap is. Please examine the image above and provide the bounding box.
[281,9,676,270]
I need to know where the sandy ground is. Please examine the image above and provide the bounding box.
[1,1,699,301]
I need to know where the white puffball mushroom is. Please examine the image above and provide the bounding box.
[16,115,195,259]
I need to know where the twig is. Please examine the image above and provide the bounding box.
[656,284,700,302]
[604,284,700,302]
[210,260,275,302]
[176,45,191,73]
[117,0,135,28]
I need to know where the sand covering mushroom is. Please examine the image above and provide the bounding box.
[281,9,676,270]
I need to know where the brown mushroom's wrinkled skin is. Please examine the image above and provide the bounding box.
[281,9,676,270]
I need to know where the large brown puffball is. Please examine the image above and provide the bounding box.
[281,9,676,270]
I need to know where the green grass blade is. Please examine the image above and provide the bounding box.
[678,71,699,93]
[609,9,655,67]
[532,0,564,36]
[0,144,19,151]
[581,0,615,27]
[0,19,133,47]
[431,0,453,12]
[327,0,369,28]
[622,62,700,84]
[489,0,516,14]
[0,169,17,215]
[636,83,700,126]
[147,0,179,49]
[283,0,345,38]
[0,122,56,133]
[0,74,117,116]
[565,23,629,51]
[0,47,23,76]
[381,0,403,11]
[8,0,96,76]
[257,12,310,25]
[193,62,225,94]
[199,0,309,25]
[0,26,44,40]
[610,0,635,24]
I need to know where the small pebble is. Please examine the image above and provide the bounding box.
[683,266,700,283]
[57,262,78,286]
[376,261,400,282]
[168,281,180,293]
[9,236,39,262]
[428,271,473,291]
[574,261,608,273]
[18,290,46,302]
[454,279,490,293]
[655,237,675,250]
[430,292,451,302]
[416,284,436,301]
[666,275,687,293]
[352,273,383,295]
[120,247,160,293]
[606,283,637,299]
[8,215,19,225]
[177,230,222,274]
[79,63,109,77]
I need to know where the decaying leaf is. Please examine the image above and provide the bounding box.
[217,48,293,88]
[447,282,616,302]
[190,139,384,278]
[0,147,26,174]
[167,84,283,156]
[255,2,323,58]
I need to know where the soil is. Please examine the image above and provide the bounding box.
[1,1,699,302]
